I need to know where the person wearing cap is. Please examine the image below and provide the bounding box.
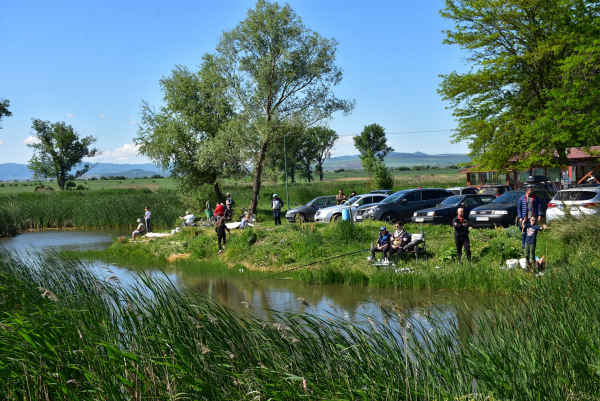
[453,207,471,262]
[272,194,283,225]
[179,211,196,227]
[350,190,357,198]
[370,226,391,262]
[389,222,410,260]
[132,218,146,241]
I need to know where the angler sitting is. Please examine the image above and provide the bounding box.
[369,226,391,262]
[179,211,196,227]
[389,222,410,260]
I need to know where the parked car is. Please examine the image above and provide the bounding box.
[447,187,479,195]
[411,194,496,225]
[369,189,395,196]
[468,189,551,228]
[546,188,600,223]
[356,188,454,224]
[477,185,513,197]
[284,195,337,223]
[315,193,388,223]
[520,175,558,194]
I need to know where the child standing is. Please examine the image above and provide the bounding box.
[144,206,152,233]
[524,216,547,269]
[215,218,231,254]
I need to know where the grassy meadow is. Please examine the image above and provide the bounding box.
[2,240,600,399]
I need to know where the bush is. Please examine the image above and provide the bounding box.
[65,181,76,188]
[75,185,87,191]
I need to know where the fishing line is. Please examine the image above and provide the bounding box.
[249,248,371,285]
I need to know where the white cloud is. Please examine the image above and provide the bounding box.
[335,135,355,145]
[65,113,75,118]
[0,139,4,145]
[96,143,143,162]
[129,121,138,125]
[98,114,107,119]
[129,115,134,119]
[23,135,40,145]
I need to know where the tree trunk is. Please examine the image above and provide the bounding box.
[58,169,66,190]
[317,162,324,180]
[213,182,224,204]
[290,165,296,183]
[306,164,311,183]
[250,143,269,214]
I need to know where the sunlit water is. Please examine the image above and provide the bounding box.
[0,230,489,331]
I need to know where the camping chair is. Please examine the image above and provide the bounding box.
[392,229,427,263]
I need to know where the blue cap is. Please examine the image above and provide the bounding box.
[380,226,386,231]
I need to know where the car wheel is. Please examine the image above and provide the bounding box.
[297,213,306,223]
[382,213,396,224]
[332,214,341,222]
[442,215,453,226]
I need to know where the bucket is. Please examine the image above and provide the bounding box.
[519,258,527,269]
[342,207,350,221]
[171,229,176,234]
[506,259,518,269]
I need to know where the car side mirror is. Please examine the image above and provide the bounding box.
[401,198,408,204]
[459,202,465,206]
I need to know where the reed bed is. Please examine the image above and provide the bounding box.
[1,251,599,399]
[0,189,184,236]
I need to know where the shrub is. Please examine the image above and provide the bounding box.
[65,181,76,188]
[75,185,87,191]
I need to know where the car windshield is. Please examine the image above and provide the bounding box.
[439,196,463,206]
[344,196,360,205]
[380,190,410,204]
[306,197,319,206]
[493,192,522,204]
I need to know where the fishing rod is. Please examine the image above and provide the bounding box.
[249,248,371,285]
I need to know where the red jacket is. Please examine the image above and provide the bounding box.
[214,204,225,217]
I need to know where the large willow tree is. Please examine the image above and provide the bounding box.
[214,0,354,213]
[439,0,600,170]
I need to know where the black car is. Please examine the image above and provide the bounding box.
[285,195,337,223]
[468,189,551,228]
[356,188,454,224]
[411,194,496,225]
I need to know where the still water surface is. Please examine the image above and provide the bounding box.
[0,230,488,328]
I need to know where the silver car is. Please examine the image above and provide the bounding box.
[314,194,388,223]
[546,188,600,222]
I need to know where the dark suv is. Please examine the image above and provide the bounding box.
[356,188,454,223]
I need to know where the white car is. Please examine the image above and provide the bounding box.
[314,194,388,223]
[546,188,600,222]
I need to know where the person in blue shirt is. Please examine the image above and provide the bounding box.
[524,216,547,270]
[518,187,542,249]
[370,227,391,262]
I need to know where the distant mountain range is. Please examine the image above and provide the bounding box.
[0,152,470,181]
[322,152,470,170]
[0,163,165,181]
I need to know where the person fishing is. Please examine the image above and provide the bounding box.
[272,194,283,226]
[453,207,471,262]
[132,218,146,241]
[388,222,410,260]
[215,217,231,255]
[517,187,541,250]
[523,215,547,270]
[144,206,152,233]
[369,226,391,262]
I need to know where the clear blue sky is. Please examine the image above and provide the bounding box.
[0,0,469,164]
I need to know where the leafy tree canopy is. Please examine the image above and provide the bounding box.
[27,119,99,190]
[215,0,354,212]
[353,123,394,161]
[439,0,600,170]
[0,99,12,128]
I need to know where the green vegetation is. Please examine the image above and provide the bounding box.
[2,233,600,399]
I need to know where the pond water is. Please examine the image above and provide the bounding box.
[0,230,489,329]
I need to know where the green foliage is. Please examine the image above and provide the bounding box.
[65,181,76,188]
[439,0,600,170]
[353,123,393,161]
[26,119,99,190]
[0,98,11,128]
[215,0,354,212]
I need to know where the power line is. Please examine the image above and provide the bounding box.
[337,129,455,137]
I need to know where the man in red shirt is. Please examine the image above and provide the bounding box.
[214,202,225,218]
[453,207,471,262]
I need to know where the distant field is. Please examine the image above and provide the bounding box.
[0,178,176,194]
[0,169,465,195]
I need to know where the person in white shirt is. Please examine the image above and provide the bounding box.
[132,218,146,241]
[179,211,196,227]
[144,206,152,233]
[272,194,283,225]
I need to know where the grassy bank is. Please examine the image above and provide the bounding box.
[83,213,588,294]
[1,250,599,399]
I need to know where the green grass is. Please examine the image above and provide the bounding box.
[0,177,176,194]
[1,246,600,399]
